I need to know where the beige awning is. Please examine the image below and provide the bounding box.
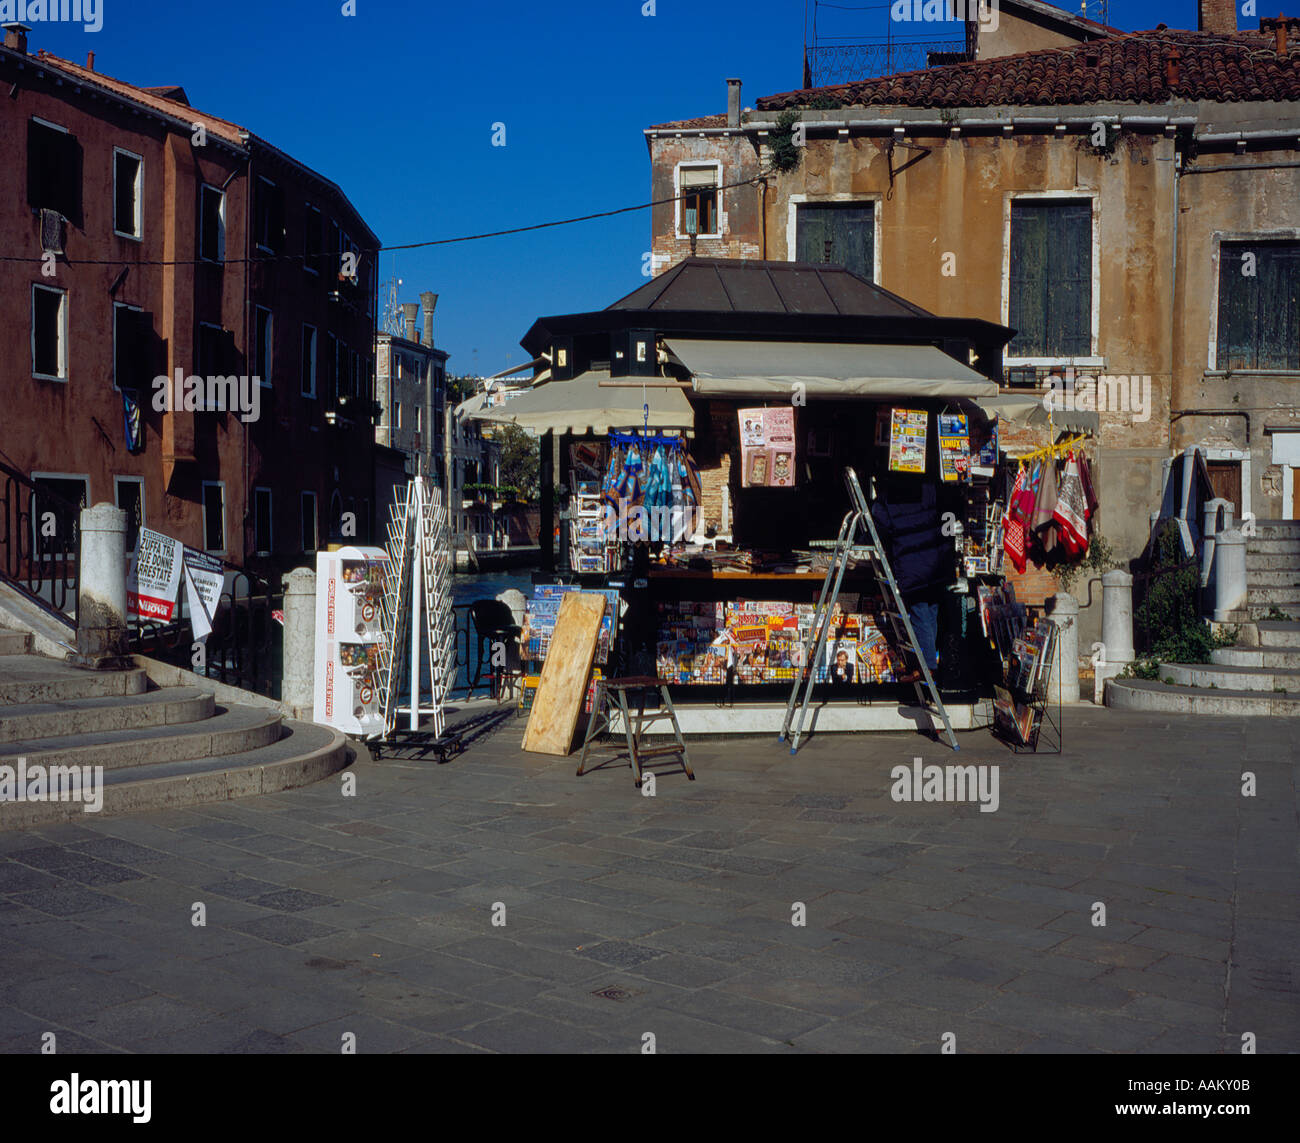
[470,371,695,435]
[970,393,1099,434]
[666,338,998,400]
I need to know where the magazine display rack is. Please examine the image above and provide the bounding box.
[989,607,1062,754]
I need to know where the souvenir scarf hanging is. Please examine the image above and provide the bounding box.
[1031,455,1060,556]
[1078,451,1099,520]
[1054,452,1089,557]
[1002,467,1028,575]
[122,388,144,454]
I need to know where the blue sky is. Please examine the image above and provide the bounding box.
[27,0,1197,375]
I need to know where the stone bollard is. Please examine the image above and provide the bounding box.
[281,567,316,720]
[1095,569,1135,704]
[1213,529,1247,622]
[1047,591,1080,703]
[75,502,129,668]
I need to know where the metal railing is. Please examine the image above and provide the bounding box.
[1132,557,1201,656]
[805,39,967,85]
[0,459,80,625]
[128,562,280,698]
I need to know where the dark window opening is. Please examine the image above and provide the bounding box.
[27,120,83,225]
[114,151,141,237]
[199,185,224,262]
[203,483,225,552]
[253,488,272,555]
[254,177,285,252]
[33,286,65,378]
[115,480,143,553]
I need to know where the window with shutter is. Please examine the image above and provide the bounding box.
[27,120,83,225]
[678,165,719,237]
[1216,241,1300,371]
[1008,199,1093,359]
[795,202,874,281]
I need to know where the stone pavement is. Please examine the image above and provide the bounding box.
[1,703,1296,1054]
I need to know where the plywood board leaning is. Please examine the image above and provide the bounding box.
[521,591,607,756]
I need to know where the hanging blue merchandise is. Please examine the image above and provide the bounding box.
[603,429,700,545]
[122,388,144,454]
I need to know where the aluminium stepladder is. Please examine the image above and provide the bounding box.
[779,466,959,754]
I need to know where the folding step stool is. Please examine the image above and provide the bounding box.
[577,676,696,788]
[780,466,959,754]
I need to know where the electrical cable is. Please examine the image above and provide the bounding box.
[0,176,766,268]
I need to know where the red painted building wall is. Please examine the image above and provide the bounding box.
[0,34,379,582]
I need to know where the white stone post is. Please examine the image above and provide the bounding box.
[1095,569,1135,704]
[76,502,129,668]
[1213,529,1247,622]
[281,567,316,720]
[1047,591,1079,703]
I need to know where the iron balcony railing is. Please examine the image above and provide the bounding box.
[0,458,81,624]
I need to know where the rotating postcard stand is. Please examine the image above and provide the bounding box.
[373,476,460,758]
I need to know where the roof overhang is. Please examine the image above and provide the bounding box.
[469,371,695,436]
[666,338,997,400]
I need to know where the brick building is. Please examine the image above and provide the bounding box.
[0,23,380,587]
[645,7,1300,642]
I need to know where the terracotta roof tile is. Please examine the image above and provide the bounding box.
[755,29,1300,110]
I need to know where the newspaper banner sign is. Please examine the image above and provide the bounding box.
[182,548,225,642]
[127,528,184,622]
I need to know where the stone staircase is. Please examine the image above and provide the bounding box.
[1107,520,1300,717]
[0,627,350,828]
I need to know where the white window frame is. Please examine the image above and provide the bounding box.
[31,471,89,561]
[199,183,226,263]
[32,283,69,382]
[300,491,318,553]
[114,475,145,548]
[253,485,273,556]
[675,160,723,239]
[1206,229,1300,374]
[112,300,144,392]
[301,322,318,399]
[201,480,227,556]
[112,146,143,241]
[1001,190,1102,369]
[254,306,273,389]
[786,193,882,283]
[304,202,322,275]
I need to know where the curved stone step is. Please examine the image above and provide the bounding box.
[1212,645,1300,670]
[1160,661,1300,693]
[0,704,283,770]
[0,688,213,744]
[0,656,148,704]
[1246,554,1300,573]
[1247,570,1300,587]
[1247,587,1300,606]
[0,720,351,827]
[1247,538,1300,556]
[1258,621,1300,648]
[1105,677,1300,716]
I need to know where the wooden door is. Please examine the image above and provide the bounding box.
[1206,461,1242,512]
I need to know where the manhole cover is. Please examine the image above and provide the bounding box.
[592,986,632,1001]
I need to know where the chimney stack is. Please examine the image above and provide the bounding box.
[3,22,30,54]
[1197,0,1237,34]
[401,302,420,344]
[86,50,95,70]
[727,78,742,128]
[1165,48,1182,88]
[421,291,438,348]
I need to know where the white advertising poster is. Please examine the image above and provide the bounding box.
[314,546,390,737]
[127,527,184,622]
[182,548,225,642]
